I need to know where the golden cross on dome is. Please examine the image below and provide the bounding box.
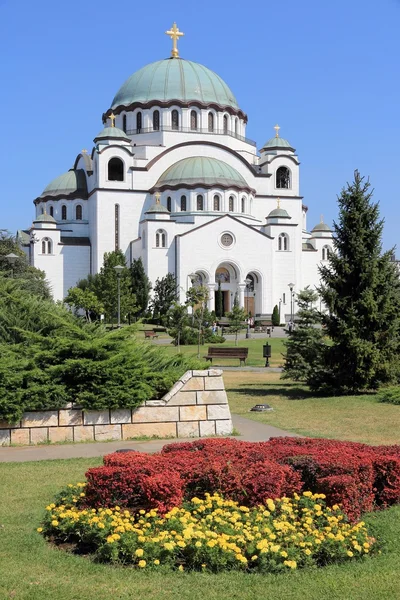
[109,113,116,127]
[82,149,87,154]
[165,22,184,58]
[277,197,281,208]
[274,124,280,138]
[155,191,161,204]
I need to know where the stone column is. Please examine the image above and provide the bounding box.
[207,283,216,311]
[238,283,246,308]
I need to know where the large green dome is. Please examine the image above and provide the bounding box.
[111,58,239,110]
[36,169,88,202]
[155,157,252,192]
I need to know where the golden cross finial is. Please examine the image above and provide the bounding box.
[155,191,161,204]
[109,113,116,127]
[165,22,184,58]
[82,149,87,154]
[277,197,281,208]
[274,124,280,138]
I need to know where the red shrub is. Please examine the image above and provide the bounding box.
[139,471,184,513]
[239,460,302,505]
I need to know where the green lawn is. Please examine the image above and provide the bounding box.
[1,459,400,600]
[225,371,400,445]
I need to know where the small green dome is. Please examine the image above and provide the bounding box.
[38,169,88,201]
[111,58,239,110]
[145,202,170,215]
[156,157,249,191]
[94,126,130,142]
[261,137,293,151]
[33,213,56,224]
[312,221,332,233]
[267,207,290,219]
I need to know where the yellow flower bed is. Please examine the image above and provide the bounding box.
[40,486,377,573]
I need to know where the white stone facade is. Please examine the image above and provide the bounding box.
[18,47,333,319]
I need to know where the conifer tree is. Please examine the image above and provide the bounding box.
[151,273,178,323]
[314,171,400,393]
[272,304,280,326]
[282,288,325,381]
[130,257,151,317]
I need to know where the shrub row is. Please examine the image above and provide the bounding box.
[84,438,400,520]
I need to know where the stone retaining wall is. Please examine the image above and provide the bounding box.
[0,369,233,446]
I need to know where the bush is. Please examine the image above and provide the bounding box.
[376,386,400,405]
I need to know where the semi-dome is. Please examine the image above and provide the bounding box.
[111,58,239,111]
[155,156,252,192]
[261,136,294,151]
[36,169,88,202]
[94,126,130,143]
[267,207,290,219]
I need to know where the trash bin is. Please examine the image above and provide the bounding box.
[263,342,271,367]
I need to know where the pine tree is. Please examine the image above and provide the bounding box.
[272,304,280,326]
[282,288,326,381]
[314,171,400,393]
[150,273,178,324]
[130,258,152,317]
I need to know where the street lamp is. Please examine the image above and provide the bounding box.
[5,253,19,278]
[114,265,124,327]
[288,282,294,331]
[245,277,252,339]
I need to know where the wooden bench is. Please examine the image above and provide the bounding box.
[144,330,158,339]
[204,347,249,366]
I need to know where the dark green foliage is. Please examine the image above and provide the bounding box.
[272,305,280,327]
[64,287,104,322]
[167,302,188,350]
[227,305,247,346]
[0,279,204,423]
[282,288,326,382]
[151,273,178,323]
[314,171,400,394]
[376,387,400,405]
[130,258,152,317]
[216,281,224,318]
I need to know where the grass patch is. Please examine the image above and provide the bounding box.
[1,459,400,599]
[225,371,400,445]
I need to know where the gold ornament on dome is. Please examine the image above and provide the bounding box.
[274,124,280,138]
[165,22,184,58]
[109,113,116,127]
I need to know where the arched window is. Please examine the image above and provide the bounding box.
[115,204,120,250]
[122,114,127,132]
[190,110,198,130]
[153,110,160,131]
[41,206,44,214]
[108,157,124,181]
[180,195,187,211]
[241,197,246,213]
[156,229,167,248]
[276,166,291,189]
[61,205,67,220]
[223,115,228,134]
[197,195,204,211]
[172,109,179,130]
[136,111,142,133]
[208,112,214,132]
[229,196,234,212]
[322,245,331,260]
[278,233,289,251]
[42,240,46,254]
[213,195,220,211]
[41,237,52,254]
[167,196,172,212]
[76,205,82,220]
[49,206,54,217]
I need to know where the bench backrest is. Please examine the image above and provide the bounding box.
[207,347,248,357]
[145,331,156,337]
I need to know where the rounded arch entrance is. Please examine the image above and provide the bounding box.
[214,262,240,317]
[244,270,262,316]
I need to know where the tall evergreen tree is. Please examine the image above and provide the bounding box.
[215,281,223,318]
[93,251,137,323]
[271,304,280,326]
[282,288,325,382]
[314,171,400,393]
[150,273,178,323]
[130,257,151,317]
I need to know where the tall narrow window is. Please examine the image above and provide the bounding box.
[42,240,46,254]
[47,239,52,254]
[235,118,238,136]
[208,112,214,132]
[276,166,291,189]
[190,110,198,130]
[241,197,246,213]
[213,195,220,211]
[122,114,127,132]
[156,229,167,248]
[76,205,82,220]
[167,196,172,212]
[136,112,142,133]
[156,232,160,248]
[115,204,120,251]
[197,195,204,210]
[108,157,124,181]
[322,245,331,260]
[223,115,228,134]
[162,232,166,247]
[229,196,234,212]
[172,110,179,130]
[61,205,67,220]
[278,233,289,251]
[180,195,187,211]
[283,293,286,304]
[153,110,160,131]
[41,238,52,254]
[49,206,54,217]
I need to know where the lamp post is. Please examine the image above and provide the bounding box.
[288,282,294,331]
[245,277,251,339]
[5,253,19,278]
[114,265,124,327]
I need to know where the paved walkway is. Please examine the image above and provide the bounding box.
[0,415,299,463]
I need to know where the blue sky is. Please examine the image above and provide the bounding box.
[1,0,399,250]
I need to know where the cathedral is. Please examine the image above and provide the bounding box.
[18,23,333,319]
